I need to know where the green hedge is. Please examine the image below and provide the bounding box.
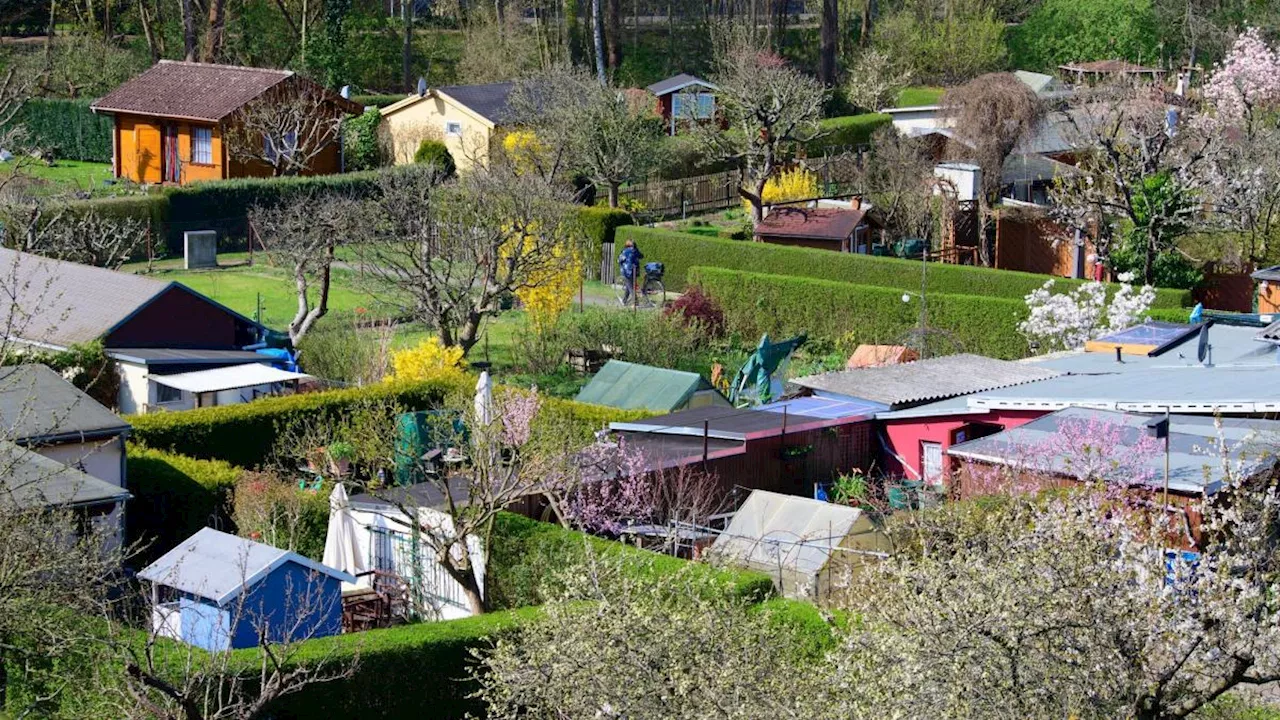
[579,206,632,280]
[488,512,773,610]
[125,446,244,566]
[127,379,458,468]
[689,265,1033,358]
[618,226,1193,309]
[809,113,892,153]
[6,98,113,162]
[351,93,409,108]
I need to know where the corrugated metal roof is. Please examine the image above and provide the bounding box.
[575,360,721,412]
[792,354,1061,409]
[0,441,130,509]
[0,365,129,443]
[138,527,353,606]
[611,405,831,441]
[1023,323,1275,373]
[0,248,170,348]
[756,207,868,242]
[947,407,1279,494]
[970,365,1280,413]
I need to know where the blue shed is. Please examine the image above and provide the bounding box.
[138,528,355,651]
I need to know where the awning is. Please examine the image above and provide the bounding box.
[150,364,311,394]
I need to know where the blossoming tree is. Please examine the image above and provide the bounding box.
[1018,275,1156,353]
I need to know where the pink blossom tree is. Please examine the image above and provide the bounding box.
[1202,28,1280,129]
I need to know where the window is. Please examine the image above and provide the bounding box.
[445,121,462,137]
[191,127,213,165]
[673,92,715,121]
[695,93,715,119]
[262,132,297,163]
[155,382,182,404]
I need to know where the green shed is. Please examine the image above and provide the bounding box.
[575,360,730,413]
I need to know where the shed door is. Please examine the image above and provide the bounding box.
[921,441,944,485]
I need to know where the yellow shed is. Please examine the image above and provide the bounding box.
[379,82,515,171]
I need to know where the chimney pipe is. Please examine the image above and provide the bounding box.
[1115,346,1123,363]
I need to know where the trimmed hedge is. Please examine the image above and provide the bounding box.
[689,265,1033,358]
[127,379,652,470]
[488,512,773,610]
[127,379,459,468]
[579,206,632,279]
[809,112,892,153]
[126,446,244,566]
[618,226,1193,309]
[7,98,113,162]
[351,93,409,108]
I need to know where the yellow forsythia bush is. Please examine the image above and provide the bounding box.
[744,167,821,214]
[516,240,582,335]
[388,337,468,384]
[503,130,549,176]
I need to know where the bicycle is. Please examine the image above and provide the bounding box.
[613,262,666,308]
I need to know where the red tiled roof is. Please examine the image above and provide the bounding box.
[755,207,868,242]
[91,61,360,122]
[1058,59,1165,75]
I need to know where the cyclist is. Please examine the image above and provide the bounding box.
[618,239,643,305]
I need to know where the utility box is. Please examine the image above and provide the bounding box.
[183,230,218,269]
[933,162,981,203]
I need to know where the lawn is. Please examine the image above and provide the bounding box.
[0,159,118,195]
[121,254,381,330]
[896,86,946,107]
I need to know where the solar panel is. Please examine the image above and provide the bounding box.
[758,396,886,420]
[1086,321,1201,357]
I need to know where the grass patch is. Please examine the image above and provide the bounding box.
[0,159,118,195]
[896,86,946,107]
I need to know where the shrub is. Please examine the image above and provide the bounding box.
[745,167,820,215]
[664,286,726,337]
[389,338,469,385]
[808,113,892,153]
[4,98,113,162]
[617,226,1193,309]
[577,206,632,280]
[127,379,459,468]
[488,512,773,610]
[343,107,384,171]
[689,265,1033,358]
[413,139,457,177]
[232,471,330,561]
[126,446,244,565]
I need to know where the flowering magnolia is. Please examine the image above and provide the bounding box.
[1019,278,1156,353]
[1202,28,1280,124]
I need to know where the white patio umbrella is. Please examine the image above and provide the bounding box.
[474,370,495,427]
[322,483,366,590]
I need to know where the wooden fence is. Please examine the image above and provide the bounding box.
[619,150,867,221]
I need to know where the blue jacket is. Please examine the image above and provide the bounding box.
[619,246,643,277]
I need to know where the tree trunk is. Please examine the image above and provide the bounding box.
[402,2,414,92]
[180,0,196,61]
[818,0,837,86]
[606,0,622,70]
[859,0,873,46]
[591,0,607,85]
[1145,229,1157,286]
[139,2,161,62]
[457,309,484,354]
[288,246,334,344]
[608,181,620,208]
[204,0,227,62]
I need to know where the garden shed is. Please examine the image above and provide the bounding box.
[708,490,889,603]
[139,528,353,651]
[575,360,729,413]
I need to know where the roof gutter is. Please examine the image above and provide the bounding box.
[18,425,132,447]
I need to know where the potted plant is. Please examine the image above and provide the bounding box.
[328,441,356,475]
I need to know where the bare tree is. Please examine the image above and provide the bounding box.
[853,127,943,243]
[1051,82,1214,285]
[0,200,149,269]
[697,28,828,226]
[224,82,348,178]
[941,72,1044,266]
[844,49,911,113]
[248,191,356,344]
[353,164,581,354]
[511,66,666,207]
